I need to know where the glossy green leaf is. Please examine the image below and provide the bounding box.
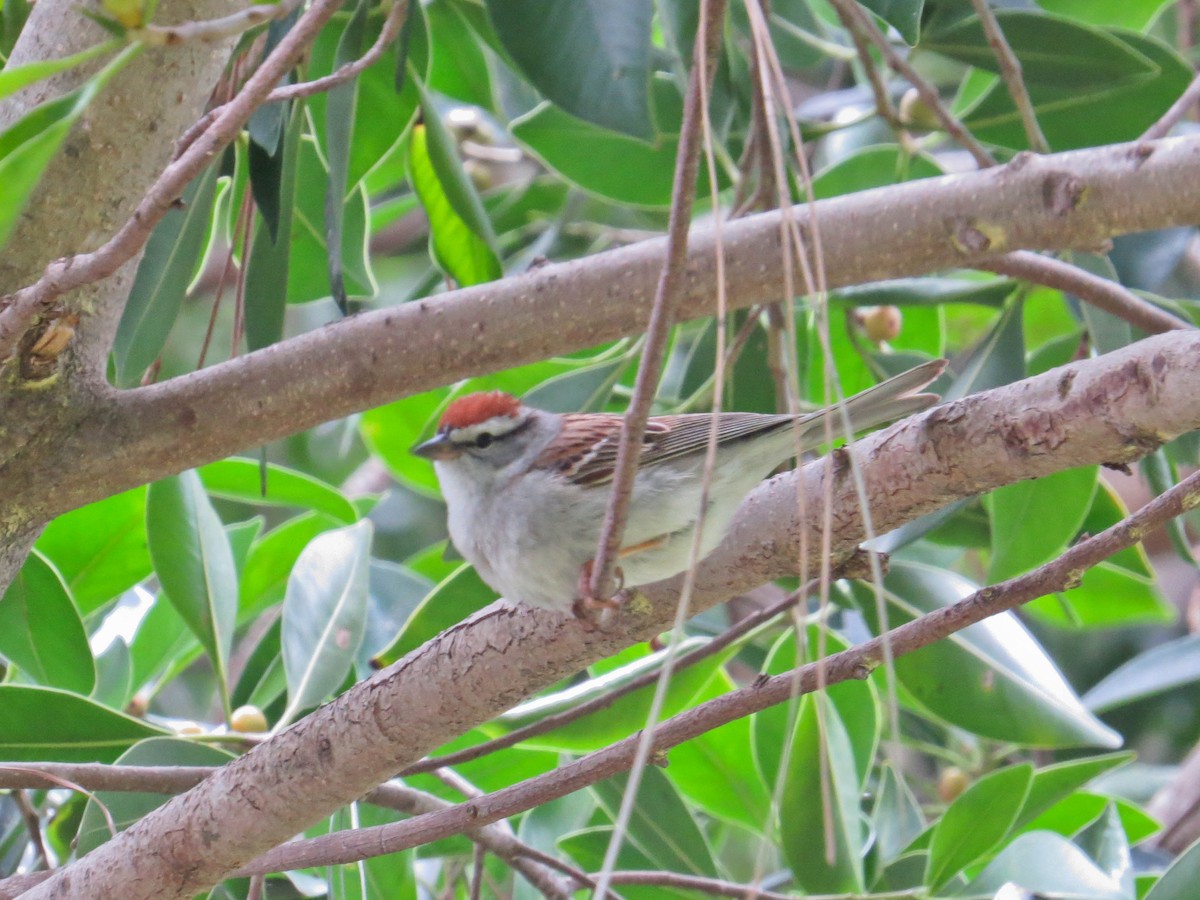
[1021,792,1160,846]
[832,274,1016,309]
[1083,635,1200,713]
[0,685,165,762]
[927,764,1033,890]
[91,634,133,711]
[244,101,302,351]
[408,80,501,287]
[960,831,1126,899]
[494,638,725,753]
[76,737,234,854]
[127,592,194,697]
[812,145,943,199]
[859,0,924,45]
[113,160,221,386]
[1014,752,1135,831]
[280,520,373,725]
[559,826,693,900]
[1076,802,1134,895]
[0,38,119,101]
[239,511,344,617]
[511,101,679,207]
[959,30,1191,151]
[845,561,1121,748]
[875,762,927,862]
[591,766,718,878]
[486,0,653,140]
[198,458,357,524]
[1145,835,1200,900]
[780,698,866,893]
[943,298,1025,401]
[146,471,238,705]
[1038,0,1175,32]
[987,465,1098,583]
[371,563,493,668]
[0,551,93,693]
[664,666,772,829]
[1027,561,1173,628]
[426,0,492,107]
[0,44,139,248]
[323,0,370,312]
[925,12,1156,87]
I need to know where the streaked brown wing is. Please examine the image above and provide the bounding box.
[538,412,789,487]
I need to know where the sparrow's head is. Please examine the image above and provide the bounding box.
[412,391,537,467]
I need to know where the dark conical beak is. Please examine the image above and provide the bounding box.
[412,433,460,460]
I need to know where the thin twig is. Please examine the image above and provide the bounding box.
[603,870,794,899]
[826,0,996,167]
[12,789,48,870]
[587,0,727,600]
[218,467,1200,879]
[832,0,901,129]
[1142,70,1200,140]
[0,0,356,364]
[980,250,1192,333]
[968,0,1049,153]
[136,0,301,45]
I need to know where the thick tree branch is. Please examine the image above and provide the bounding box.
[11,136,1200,531]
[21,330,1200,899]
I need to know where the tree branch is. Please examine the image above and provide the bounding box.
[979,250,1192,334]
[968,0,1049,153]
[20,329,1200,899]
[13,135,1200,532]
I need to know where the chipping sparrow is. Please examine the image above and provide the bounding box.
[414,359,945,613]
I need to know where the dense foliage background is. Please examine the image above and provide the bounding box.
[2,0,1200,897]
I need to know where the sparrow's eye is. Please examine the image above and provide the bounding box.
[474,432,494,449]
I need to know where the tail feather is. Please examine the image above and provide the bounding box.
[797,358,946,444]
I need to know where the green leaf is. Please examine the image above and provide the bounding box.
[590,766,718,878]
[280,520,373,725]
[198,458,358,524]
[1027,561,1173,628]
[244,100,303,350]
[408,79,502,287]
[944,297,1025,401]
[1076,803,1134,895]
[146,471,238,710]
[859,0,924,45]
[1021,792,1159,846]
[426,0,492,107]
[959,30,1192,151]
[780,698,867,893]
[0,38,120,101]
[323,0,370,313]
[663,666,771,829]
[511,100,679,207]
[486,0,654,140]
[0,44,140,248]
[0,551,93,693]
[959,831,1126,898]
[493,638,726,753]
[832,274,1015,309]
[927,764,1033,890]
[1014,752,1135,831]
[239,512,344,618]
[1083,635,1200,713]
[875,763,927,863]
[987,466,1098,583]
[1038,0,1175,32]
[845,561,1121,748]
[559,826,694,900]
[75,737,234,854]
[370,563,493,668]
[0,685,165,762]
[925,12,1156,87]
[113,160,221,385]
[127,593,194,697]
[1146,836,1200,900]
[34,487,151,615]
[91,634,133,711]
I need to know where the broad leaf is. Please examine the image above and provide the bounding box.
[0,685,164,762]
[0,551,93,693]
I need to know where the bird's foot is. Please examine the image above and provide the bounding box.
[572,561,626,626]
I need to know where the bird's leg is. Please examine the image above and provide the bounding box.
[573,559,626,620]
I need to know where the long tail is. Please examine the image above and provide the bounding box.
[795,358,946,444]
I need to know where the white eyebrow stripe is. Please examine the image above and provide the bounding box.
[448,414,525,443]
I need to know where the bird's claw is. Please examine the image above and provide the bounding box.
[573,560,626,626]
